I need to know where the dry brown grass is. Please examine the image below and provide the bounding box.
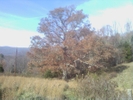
[0,62,132,99]
[0,75,78,99]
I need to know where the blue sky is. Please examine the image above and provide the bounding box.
[0,0,133,47]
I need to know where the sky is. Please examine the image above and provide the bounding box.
[0,0,133,47]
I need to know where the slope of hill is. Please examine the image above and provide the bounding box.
[112,62,133,89]
[0,46,29,56]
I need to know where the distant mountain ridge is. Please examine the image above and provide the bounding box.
[0,46,29,56]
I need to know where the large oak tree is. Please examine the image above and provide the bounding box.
[28,6,117,78]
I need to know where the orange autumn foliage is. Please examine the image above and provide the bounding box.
[27,6,117,78]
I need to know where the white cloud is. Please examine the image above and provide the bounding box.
[0,27,40,47]
[89,4,133,30]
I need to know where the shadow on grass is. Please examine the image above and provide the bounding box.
[106,65,129,73]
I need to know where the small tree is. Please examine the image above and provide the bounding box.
[131,35,133,61]
[0,54,4,63]
[0,64,4,73]
[119,42,132,62]
[0,54,5,73]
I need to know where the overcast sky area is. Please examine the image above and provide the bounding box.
[0,0,133,47]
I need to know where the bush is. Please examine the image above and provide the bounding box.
[0,64,4,73]
[43,69,62,78]
[43,70,54,78]
[64,75,128,100]
[119,42,132,62]
[16,91,46,100]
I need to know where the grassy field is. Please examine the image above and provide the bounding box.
[0,75,79,100]
[0,62,132,99]
[112,62,133,90]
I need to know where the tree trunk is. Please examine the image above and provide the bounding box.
[62,69,67,80]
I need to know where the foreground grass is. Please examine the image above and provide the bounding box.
[0,76,77,100]
[0,75,124,100]
[0,62,132,99]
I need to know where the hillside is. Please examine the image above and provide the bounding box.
[0,46,29,72]
[0,46,29,56]
[112,62,133,90]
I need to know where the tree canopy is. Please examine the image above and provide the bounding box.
[28,6,118,79]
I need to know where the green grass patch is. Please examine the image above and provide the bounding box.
[112,62,133,89]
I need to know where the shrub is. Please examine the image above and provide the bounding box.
[42,68,62,78]
[0,64,4,73]
[16,91,46,100]
[64,75,128,100]
[52,71,61,78]
[119,42,132,62]
[43,70,54,78]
